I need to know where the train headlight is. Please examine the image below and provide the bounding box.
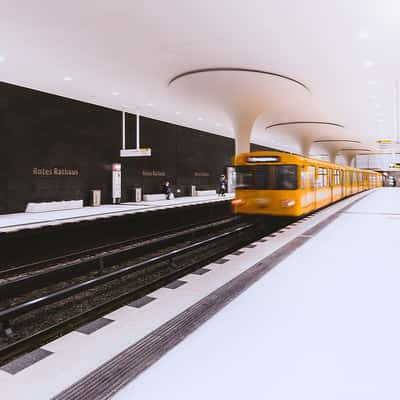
[281,199,295,208]
[232,199,245,206]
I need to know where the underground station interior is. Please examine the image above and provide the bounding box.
[1,2,400,399]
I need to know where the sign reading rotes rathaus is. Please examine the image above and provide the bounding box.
[32,167,79,176]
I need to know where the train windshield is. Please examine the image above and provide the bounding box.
[235,165,298,190]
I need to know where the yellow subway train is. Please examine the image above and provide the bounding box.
[232,151,382,217]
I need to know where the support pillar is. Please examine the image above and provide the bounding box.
[344,154,355,166]
[300,141,311,158]
[328,150,337,164]
[234,119,255,154]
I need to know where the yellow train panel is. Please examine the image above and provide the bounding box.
[232,151,382,217]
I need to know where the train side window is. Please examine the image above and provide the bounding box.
[275,165,298,190]
[301,166,307,189]
[309,166,316,188]
[317,167,327,187]
[315,168,322,188]
[334,169,340,185]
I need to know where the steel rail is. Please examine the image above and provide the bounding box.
[0,215,239,278]
[0,223,254,328]
[0,226,256,366]
[0,216,241,298]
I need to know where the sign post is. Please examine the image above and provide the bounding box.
[112,163,121,204]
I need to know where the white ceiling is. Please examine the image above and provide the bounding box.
[1,0,400,156]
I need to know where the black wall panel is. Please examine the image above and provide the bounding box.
[0,82,236,213]
[250,143,276,152]
[0,82,121,213]
[121,117,234,199]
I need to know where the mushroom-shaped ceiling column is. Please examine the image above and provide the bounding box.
[313,140,368,164]
[169,68,310,154]
[265,122,346,159]
[338,148,373,166]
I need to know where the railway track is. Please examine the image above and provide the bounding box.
[0,215,287,366]
[0,215,240,279]
[0,199,233,270]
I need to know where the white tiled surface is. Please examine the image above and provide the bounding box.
[113,188,400,400]
[0,189,384,399]
[0,194,234,233]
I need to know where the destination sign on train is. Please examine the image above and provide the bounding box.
[247,156,280,163]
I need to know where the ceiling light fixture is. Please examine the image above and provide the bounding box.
[112,91,120,96]
[0,56,5,62]
[64,76,72,81]
[364,60,374,68]
[175,111,181,115]
[146,103,154,107]
[197,116,203,121]
[358,29,369,40]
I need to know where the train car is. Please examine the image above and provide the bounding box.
[232,151,382,217]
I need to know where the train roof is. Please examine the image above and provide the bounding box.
[234,151,381,174]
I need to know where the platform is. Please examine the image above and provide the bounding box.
[1,188,399,399]
[0,194,234,234]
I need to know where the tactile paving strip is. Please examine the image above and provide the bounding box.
[52,191,373,400]
[52,233,311,400]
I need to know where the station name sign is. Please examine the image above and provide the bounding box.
[194,172,210,177]
[142,170,166,177]
[33,167,79,176]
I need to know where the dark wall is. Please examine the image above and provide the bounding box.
[250,143,276,152]
[0,82,236,213]
[121,116,234,198]
[0,82,121,213]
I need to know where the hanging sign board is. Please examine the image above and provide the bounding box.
[120,148,151,157]
[376,139,393,150]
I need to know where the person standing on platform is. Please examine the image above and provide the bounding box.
[218,174,227,196]
[162,181,172,200]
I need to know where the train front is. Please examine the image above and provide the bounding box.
[232,152,303,217]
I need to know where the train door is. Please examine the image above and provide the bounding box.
[309,165,316,210]
[340,170,345,198]
[349,171,353,195]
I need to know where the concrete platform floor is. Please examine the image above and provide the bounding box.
[114,188,400,400]
[0,194,234,233]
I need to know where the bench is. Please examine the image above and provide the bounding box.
[143,194,167,201]
[25,200,83,213]
[195,190,217,196]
